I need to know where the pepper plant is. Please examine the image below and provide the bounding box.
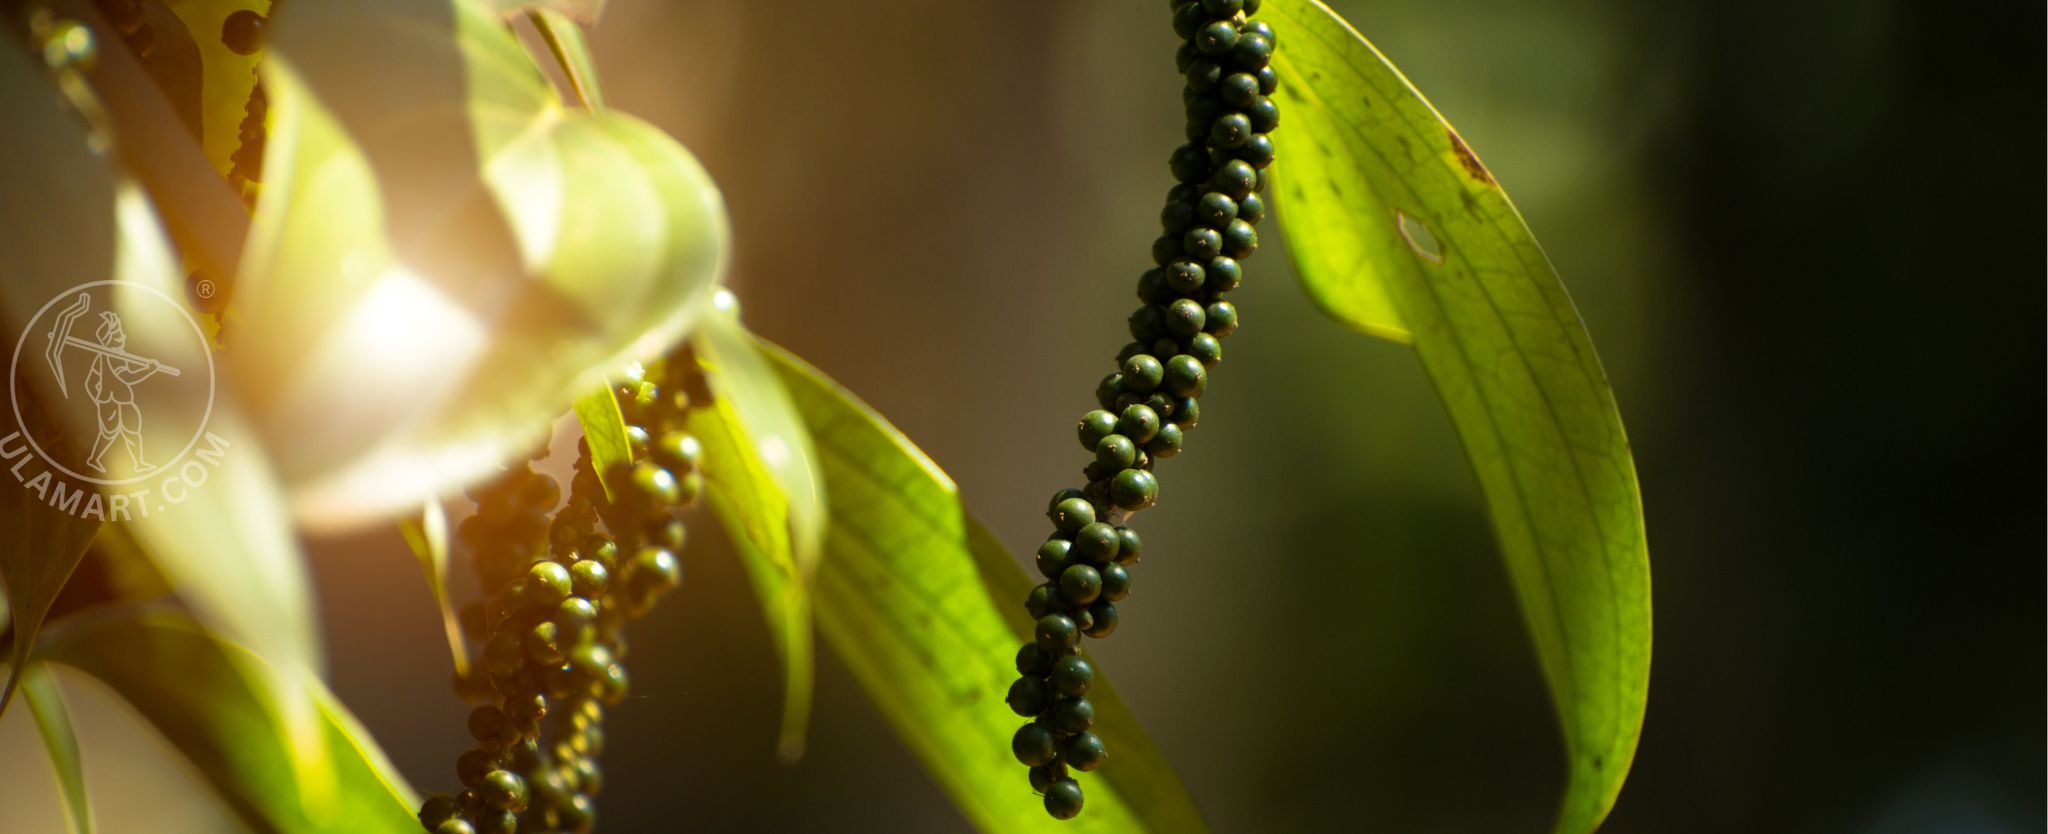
[0,0,1649,831]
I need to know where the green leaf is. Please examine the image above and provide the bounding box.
[684,386,814,763]
[572,383,631,503]
[39,606,419,834]
[525,6,606,110]
[1263,2,1652,830]
[20,664,91,834]
[759,340,1206,833]
[116,407,333,809]
[399,500,466,677]
[230,0,725,524]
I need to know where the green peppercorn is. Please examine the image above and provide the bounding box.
[1052,498,1096,533]
[631,546,681,590]
[1064,731,1109,772]
[1160,198,1195,234]
[525,621,567,666]
[1070,605,1096,634]
[1013,723,1059,767]
[1099,563,1133,600]
[1147,423,1186,459]
[1053,697,1096,733]
[1120,354,1165,394]
[1071,522,1121,564]
[1162,354,1207,397]
[1060,564,1104,606]
[1035,614,1080,653]
[1184,58,1223,92]
[221,9,265,55]
[1236,134,1275,169]
[419,794,460,829]
[1084,601,1120,637]
[1238,189,1267,224]
[568,560,608,598]
[1182,335,1222,370]
[585,538,618,570]
[1195,20,1239,55]
[1116,404,1162,445]
[1156,306,1200,345]
[1007,676,1054,717]
[653,431,702,472]
[553,596,597,631]
[1036,539,1074,579]
[1151,235,1182,266]
[1195,192,1238,229]
[1256,65,1279,94]
[1048,488,1088,518]
[1231,33,1272,70]
[1129,305,1168,343]
[1017,643,1055,676]
[1219,73,1261,109]
[628,462,678,511]
[1243,19,1275,42]
[1170,2,1208,39]
[1184,226,1224,260]
[434,819,477,834]
[1211,159,1257,200]
[1045,779,1085,820]
[1169,143,1209,183]
[1166,260,1207,294]
[480,770,528,812]
[1094,433,1139,470]
[1111,468,1160,510]
[1205,300,1240,337]
[1204,111,1253,150]
[1115,527,1143,564]
[457,748,495,787]
[1050,655,1096,697]
[1028,762,1069,795]
[525,562,573,610]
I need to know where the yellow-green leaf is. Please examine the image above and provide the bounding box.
[684,391,814,763]
[39,606,418,834]
[572,382,631,502]
[760,340,1206,833]
[229,0,724,525]
[1264,2,1651,830]
[20,663,91,834]
[525,6,605,110]
[399,500,466,677]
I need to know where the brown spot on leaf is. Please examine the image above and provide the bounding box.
[1448,129,1496,186]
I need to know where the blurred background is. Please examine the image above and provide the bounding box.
[2,0,2041,831]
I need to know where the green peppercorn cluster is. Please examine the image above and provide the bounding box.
[420,358,706,834]
[1006,0,1278,821]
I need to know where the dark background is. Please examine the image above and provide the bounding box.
[4,0,2039,831]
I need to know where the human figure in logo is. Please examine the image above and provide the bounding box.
[83,312,164,474]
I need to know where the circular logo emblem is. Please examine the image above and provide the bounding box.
[9,280,216,487]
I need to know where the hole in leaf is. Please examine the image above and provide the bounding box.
[1396,210,1444,264]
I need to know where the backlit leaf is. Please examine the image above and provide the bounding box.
[1264,3,1652,830]
[761,340,1207,833]
[39,606,417,834]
